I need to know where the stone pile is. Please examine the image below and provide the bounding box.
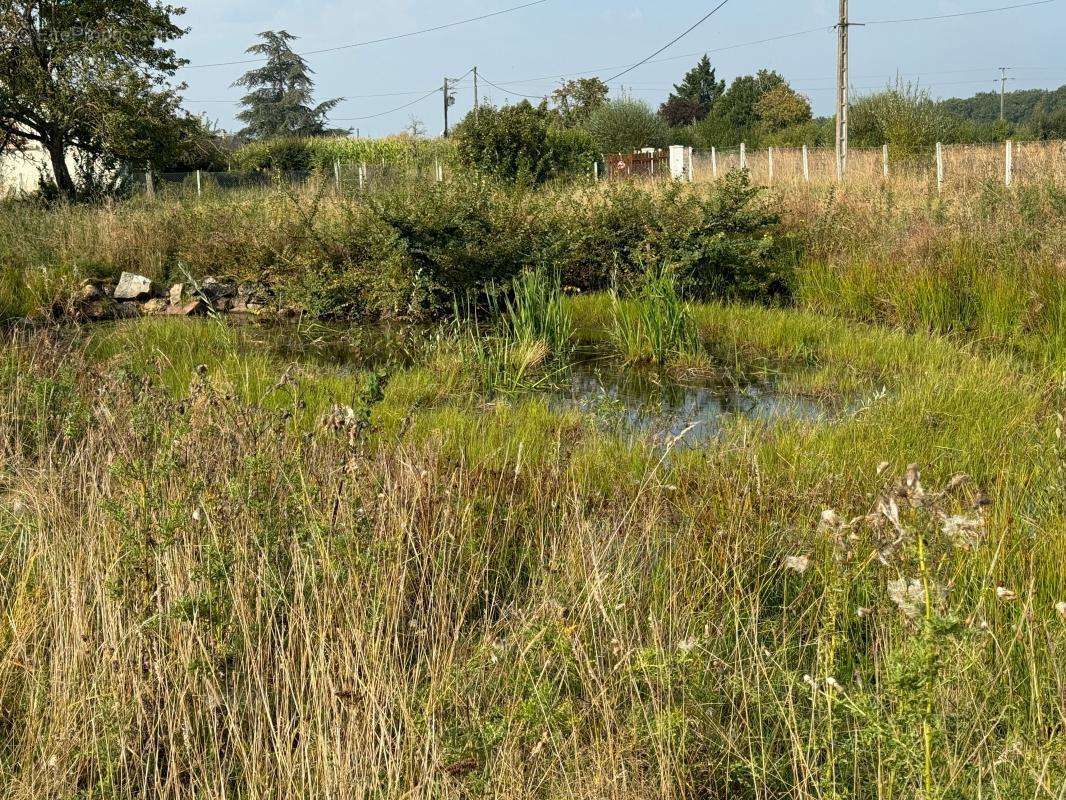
[70,273,283,322]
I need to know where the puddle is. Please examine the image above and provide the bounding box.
[545,358,826,448]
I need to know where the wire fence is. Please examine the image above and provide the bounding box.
[136,159,453,199]
[125,139,1065,200]
[688,140,1066,191]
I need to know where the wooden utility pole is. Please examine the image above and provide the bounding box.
[835,0,849,180]
[443,77,450,137]
[998,67,1014,122]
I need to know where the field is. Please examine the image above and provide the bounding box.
[0,172,1063,798]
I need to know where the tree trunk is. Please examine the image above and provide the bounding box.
[43,136,77,199]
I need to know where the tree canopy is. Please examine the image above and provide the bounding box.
[551,78,609,127]
[0,0,196,198]
[658,55,725,126]
[233,31,346,141]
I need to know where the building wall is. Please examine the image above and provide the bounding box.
[1,142,79,195]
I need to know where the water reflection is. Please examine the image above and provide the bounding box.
[546,359,825,447]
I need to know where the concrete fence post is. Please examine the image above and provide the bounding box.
[740,142,747,170]
[334,160,341,190]
[711,146,718,178]
[195,169,202,198]
[936,142,943,193]
[1005,140,1013,187]
[802,145,810,182]
[668,145,691,182]
[435,160,444,183]
[359,162,366,190]
[767,147,774,186]
[146,171,154,199]
[882,144,889,178]
[593,161,599,181]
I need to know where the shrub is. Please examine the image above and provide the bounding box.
[370,176,541,308]
[583,99,670,155]
[850,82,961,159]
[452,102,597,185]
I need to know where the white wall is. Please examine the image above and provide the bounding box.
[1,142,80,195]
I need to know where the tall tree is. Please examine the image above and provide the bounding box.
[658,55,725,126]
[0,0,193,198]
[551,77,609,126]
[233,31,345,140]
[754,84,812,132]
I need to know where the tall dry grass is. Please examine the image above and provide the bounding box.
[0,301,1062,798]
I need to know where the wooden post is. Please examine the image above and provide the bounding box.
[802,145,810,182]
[882,144,889,178]
[195,169,202,198]
[767,147,774,186]
[1005,140,1013,187]
[740,142,746,170]
[936,142,943,193]
[711,147,718,178]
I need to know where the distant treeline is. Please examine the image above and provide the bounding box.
[940,85,1066,127]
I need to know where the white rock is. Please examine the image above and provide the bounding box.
[114,272,152,301]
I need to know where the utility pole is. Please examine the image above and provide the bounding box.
[998,67,1014,122]
[443,77,450,137]
[473,66,480,121]
[835,0,850,180]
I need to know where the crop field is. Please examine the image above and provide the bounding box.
[0,171,1063,799]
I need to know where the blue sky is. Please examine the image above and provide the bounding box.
[173,0,1066,136]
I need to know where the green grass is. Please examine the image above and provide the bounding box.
[0,176,1063,798]
[1,301,1062,798]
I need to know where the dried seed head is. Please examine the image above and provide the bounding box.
[819,509,842,530]
[944,473,969,493]
[876,461,891,476]
[995,586,1018,602]
[940,513,984,550]
[676,637,699,654]
[888,578,927,620]
[783,555,811,575]
[1055,601,1066,620]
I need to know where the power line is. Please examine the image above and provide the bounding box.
[861,0,1058,24]
[181,0,550,70]
[477,74,549,100]
[330,87,443,121]
[604,0,736,83]
[445,0,1058,90]
[482,27,832,87]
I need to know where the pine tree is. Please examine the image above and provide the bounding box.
[233,31,346,140]
[659,55,726,126]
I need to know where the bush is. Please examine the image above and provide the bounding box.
[850,82,960,158]
[540,172,787,301]
[371,176,542,308]
[583,99,670,155]
[452,102,597,185]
